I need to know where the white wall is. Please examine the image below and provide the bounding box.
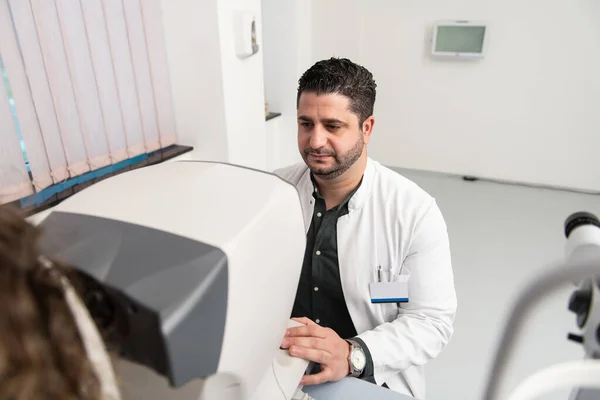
[160,0,230,163]
[161,0,267,171]
[261,0,313,170]
[218,0,267,170]
[310,0,600,192]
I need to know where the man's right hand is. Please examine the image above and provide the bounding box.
[280,317,351,386]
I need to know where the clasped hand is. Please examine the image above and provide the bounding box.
[280,317,350,386]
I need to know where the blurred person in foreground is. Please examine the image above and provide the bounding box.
[0,205,120,400]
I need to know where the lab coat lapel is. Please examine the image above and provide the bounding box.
[337,158,380,335]
[337,212,380,335]
[297,167,314,234]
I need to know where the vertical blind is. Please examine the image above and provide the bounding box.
[0,0,176,205]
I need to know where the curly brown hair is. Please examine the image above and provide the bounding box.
[0,205,104,400]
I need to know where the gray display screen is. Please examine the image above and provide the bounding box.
[435,25,485,53]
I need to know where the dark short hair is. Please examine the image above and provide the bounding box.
[297,57,377,125]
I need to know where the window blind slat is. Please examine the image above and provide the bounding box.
[55,0,110,171]
[29,0,89,177]
[102,0,146,157]
[140,0,177,148]
[7,0,69,183]
[0,0,52,190]
[0,82,33,204]
[122,0,160,152]
[80,0,128,163]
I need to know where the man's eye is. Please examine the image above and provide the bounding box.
[327,125,340,130]
[300,122,312,127]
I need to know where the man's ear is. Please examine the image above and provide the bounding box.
[362,116,375,144]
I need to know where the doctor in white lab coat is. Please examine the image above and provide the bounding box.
[275,58,457,399]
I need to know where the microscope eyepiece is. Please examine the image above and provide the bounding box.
[565,212,600,238]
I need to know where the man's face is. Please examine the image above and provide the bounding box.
[297,92,372,180]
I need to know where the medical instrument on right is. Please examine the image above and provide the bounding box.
[482,211,600,400]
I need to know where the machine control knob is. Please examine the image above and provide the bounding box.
[567,333,584,344]
[568,288,592,328]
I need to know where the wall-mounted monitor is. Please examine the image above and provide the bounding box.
[431,21,487,59]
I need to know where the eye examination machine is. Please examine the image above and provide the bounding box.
[31,159,600,400]
[34,160,313,400]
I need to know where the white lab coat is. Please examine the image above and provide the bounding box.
[274,158,457,399]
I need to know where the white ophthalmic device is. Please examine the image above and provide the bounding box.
[34,159,311,400]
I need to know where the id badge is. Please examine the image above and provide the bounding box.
[369,275,409,304]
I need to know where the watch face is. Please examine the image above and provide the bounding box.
[351,348,366,370]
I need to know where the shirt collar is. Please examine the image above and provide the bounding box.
[310,173,363,212]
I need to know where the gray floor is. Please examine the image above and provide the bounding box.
[392,168,600,400]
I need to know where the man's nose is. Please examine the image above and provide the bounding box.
[309,127,327,149]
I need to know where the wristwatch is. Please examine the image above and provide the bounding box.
[345,339,366,377]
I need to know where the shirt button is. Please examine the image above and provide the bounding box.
[315,319,320,324]
[315,250,321,255]
[314,286,319,292]
[317,212,322,217]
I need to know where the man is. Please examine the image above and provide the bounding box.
[274,58,457,399]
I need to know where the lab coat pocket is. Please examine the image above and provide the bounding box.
[379,300,403,322]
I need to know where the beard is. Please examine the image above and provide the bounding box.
[303,133,364,180]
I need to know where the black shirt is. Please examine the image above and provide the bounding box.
[291,175,375,382]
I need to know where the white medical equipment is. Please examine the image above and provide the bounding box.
[34,160,311,400]
[482,212,600,400]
